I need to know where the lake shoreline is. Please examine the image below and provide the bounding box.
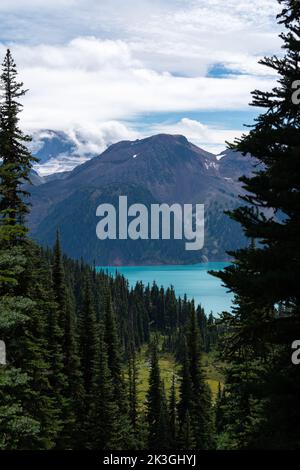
[96,262,233,315]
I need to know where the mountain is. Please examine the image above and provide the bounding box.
[44,170,72,182]
[29,169,44,186]
[217,149,260,182]
[28,134,257,265]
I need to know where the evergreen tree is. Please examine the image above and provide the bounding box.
[177,340,194,436]
[179,411,195,450]
[157,381,171,449]
[77,277,99,447]
[146,343,171,449]
[88,323,119,449]
[178,310,214,449]
[147,342,161,448]
[215,382,224,435]
[103,293,124,402]
[0,50,37,232]
[0,50,59,449]
[0,184,34,448]
[51,231,83,448]
[103,293,135,449]
[79,278,99,396]
[188,308,214,449]
[211,0,300,449]
[128,345,138,432]
[169,374,177,447]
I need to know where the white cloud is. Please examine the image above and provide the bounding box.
[34,121,138,175]
[0,38,276,131]
[0,0,76,11]
[12,38,140,71]
[0,0,281,77]
[146,118,245,154]
[128,0,281,76]
[28,130,59,154]
[66,121,138,156]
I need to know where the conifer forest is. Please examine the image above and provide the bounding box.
[0,0,300,455]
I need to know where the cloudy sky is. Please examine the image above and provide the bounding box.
[0,0,282,161]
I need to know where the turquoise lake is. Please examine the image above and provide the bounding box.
[97,262,233,315]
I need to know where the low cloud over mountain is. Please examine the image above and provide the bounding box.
[28,133,256,265]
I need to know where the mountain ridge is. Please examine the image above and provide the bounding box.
[28,133,254,265]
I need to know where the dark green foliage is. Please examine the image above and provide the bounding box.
[157,382,171,449]
[87,324,119,449]
[0,50,59,449]
[188,309,215,449]
[146,343,171,449]
[51,231,83,448]
[178,309,215,449]
[169,374,177,446]
[103,293,123,395]
[102,293,135,449]
[79,278,99,396]
[128,346,138,432]
[177,340,194,431]
[0,50,37,230]
[211,0,300,450]
[215,382,225,435]
[178,411,195,450]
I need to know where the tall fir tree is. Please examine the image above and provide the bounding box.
[179,411,195,450]
[211,0,300,449]
[88,322,119,449]
[0,50,59,449]
[128,344,138,432]
[51,231,83,448]
[103,292,135,449]
[187,308,215,449]
[215,382,224,435]
[169,374,177,447]
[0,50,37,233]
[146,342,171,449]
[177,339,194,442]
[79,277,99,396]
[178,310,214,449]
[157,381,171,449]
[103,293,123,398]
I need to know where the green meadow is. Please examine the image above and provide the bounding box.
[127,344,224,410]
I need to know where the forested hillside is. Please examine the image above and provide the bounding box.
[1,231,220,449]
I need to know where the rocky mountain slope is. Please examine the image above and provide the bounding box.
[28,134,256,265]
